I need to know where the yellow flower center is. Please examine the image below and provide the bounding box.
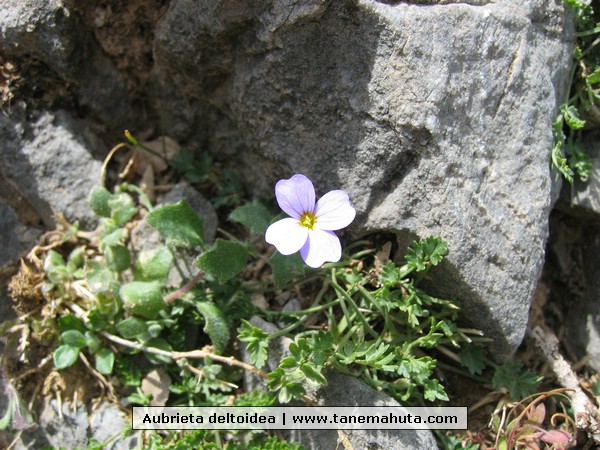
[299,212,317,230]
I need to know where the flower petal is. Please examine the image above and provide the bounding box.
[300,229,342,268]
[275,174,315,219]
[265,218,308,255]
[314,190,356,231]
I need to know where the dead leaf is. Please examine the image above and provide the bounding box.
[141,368,172,406]
[139,137,181,173]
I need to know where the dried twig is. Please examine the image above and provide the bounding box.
[99,331,268,378]
[529,325,600,443]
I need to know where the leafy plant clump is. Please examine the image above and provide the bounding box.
[0,141,544,449]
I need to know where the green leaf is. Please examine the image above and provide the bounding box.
[120,281,166,319]
[100,228,126,246]
[492,361,542,400]
[592,380,600,396]
[89,186,113,218]
[115,357,142,387]
[423,378,449,401]
[85,331,101,354]
[87,309,109,332]
[145,338,173,364]
[196,302,230,354]
[587,66,600,84]
[229,200,272,234]
[53,345,80,369]
[134,247,173,282]
[105,245,131,272]
[551,131,574,184]
[381,261,401,286]
[195,239,247,283]
[61,330,88,348]
[44,250,67,283]
[109,192,137,226]
[170,151,212,184]
[560,104,586,130]
[279,356,298,370]
[459,344,486,375]
[67,247,85,269]
[146,200,204,249]
[266,369,306,404]
[299,364,327,386]
[0,399,15,430]
[57,314,86,333]
[268,251,305,287]
[567,142,593,181]
[277,382,305,404]
[84,438,105,450]
[86,260,120,295]
[405,236,448,272]
[238,320,269,368]
[95,348,115,375]
[170,150,195,171]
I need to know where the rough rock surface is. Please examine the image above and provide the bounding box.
[152,0,574,359]
[565,131,600,215]
[0,0,133,128]
[0,203,41,267]
[243,316,440,450]
[0,107,103,228]
[14,399,139,450]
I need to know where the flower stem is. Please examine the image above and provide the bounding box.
[163,272,204,304]
[330,270,378,340]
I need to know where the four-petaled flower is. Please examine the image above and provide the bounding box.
[265,174,356,268]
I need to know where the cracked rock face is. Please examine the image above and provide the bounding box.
[153,0,573,359]
[0,107,103,228]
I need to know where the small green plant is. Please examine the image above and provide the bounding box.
[243,236,464,404]
[1,140,545,448]
[552,0,598,182]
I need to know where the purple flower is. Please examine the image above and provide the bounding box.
[265,174,356,268]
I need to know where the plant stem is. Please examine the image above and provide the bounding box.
[163,272,204,304]
[330,270,378,340]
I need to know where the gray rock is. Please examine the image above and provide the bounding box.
[153,0,574,360]
[0,107,103,228]
[0,203,41,267]
[0,0,84,76]
[14,398,139,450]
[242,316,439,450]
[0,0,133,128]
[287,372,440,450]
[88,402,140,450]
[19,398,89,449]
[563,131,600,216]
